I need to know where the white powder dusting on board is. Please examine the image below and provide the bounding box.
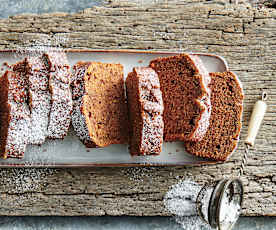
[15,34,68,58]
[0,168,57,193]
[122,167,160,182]
[164,180,211,230]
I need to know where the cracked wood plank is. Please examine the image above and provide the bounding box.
[0,0,275,216]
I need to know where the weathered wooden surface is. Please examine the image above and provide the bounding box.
[0,0,275,216]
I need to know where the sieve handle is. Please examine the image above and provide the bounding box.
[245,92,267,147]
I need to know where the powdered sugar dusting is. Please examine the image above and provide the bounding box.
[15,34,68,59]
[0,167,57,193]
[164,180,211,230]
[45,52,73,139]
[5,104,31,158]
[71,98,93,146]
[71,62,95,147]
[2,70,31,158]
[135,67,164,155]
[122,167,160,182]
[188,55,212,141]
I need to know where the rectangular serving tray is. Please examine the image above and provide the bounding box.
[0,49,230,167]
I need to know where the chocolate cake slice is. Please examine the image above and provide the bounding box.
[71,62,129,147]
[184,71,244,161]
[43,52,73,139]
[23,56,51,145]
[149,54,211,142]
[0,70,30,158]
[126,67,164,156]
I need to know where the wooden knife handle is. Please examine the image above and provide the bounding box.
[245,93,267,146]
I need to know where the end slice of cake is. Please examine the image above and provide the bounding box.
[184,71,244,161]
[149,54,211,142]
[0,70,30,158]
[43,52,73,139]
[126,67,164,156]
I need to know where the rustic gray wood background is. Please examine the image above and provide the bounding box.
[0,0,275,216]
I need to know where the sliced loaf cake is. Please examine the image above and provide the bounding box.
[126,67,164,156]
[149,54,211,142]
[0,70,30,158]
[43,52,73,139]
[184,71,243,161]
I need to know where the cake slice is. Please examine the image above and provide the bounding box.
[23,56,51,145]
[43,52,73,139]
[149,54,211,142]
[71,62,96,147]
[0,70,30,158]
[184,71,244,161]
[71,62,129,147]
[82,62,129,147]
[126,67,164,156]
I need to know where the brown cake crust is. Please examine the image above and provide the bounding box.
[126,67,164,156]
[82,62,129,147]
[71,62,91,100]
[43,52,73,139]
[71,62,96,147]
[0,70,30,159]
[184,71,244,161]
[149,54,211,142]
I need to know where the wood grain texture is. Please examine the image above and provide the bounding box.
[0,0,275,216]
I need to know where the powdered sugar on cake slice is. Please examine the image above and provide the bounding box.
[188,54,212,141]
[126,67,164,156]
[0,70,31,158]
[71,98,95,147]
[4,103,31,158]
[138,68,164,154]
[44,52,73,139]
[24,56,51,145]
[71,62,94,147]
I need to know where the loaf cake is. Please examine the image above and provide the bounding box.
[126,67,164,156]
[0,70,30,158]
[43,52,73,139]
[72,62,129,147]
[23,56,51,145]
[184,71,243,161]
[149,54,211,142]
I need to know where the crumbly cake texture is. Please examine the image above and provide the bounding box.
[23,56,51,145]
[0,70,31,158]
[43,52,73,139]
[184,71,244,161]
[71,62,129,148]
[149,54,211,142]
[71,62,96,147]
[126,67,164,156]
[82,62,129,147]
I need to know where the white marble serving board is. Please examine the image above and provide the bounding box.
[0,50,229,167]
